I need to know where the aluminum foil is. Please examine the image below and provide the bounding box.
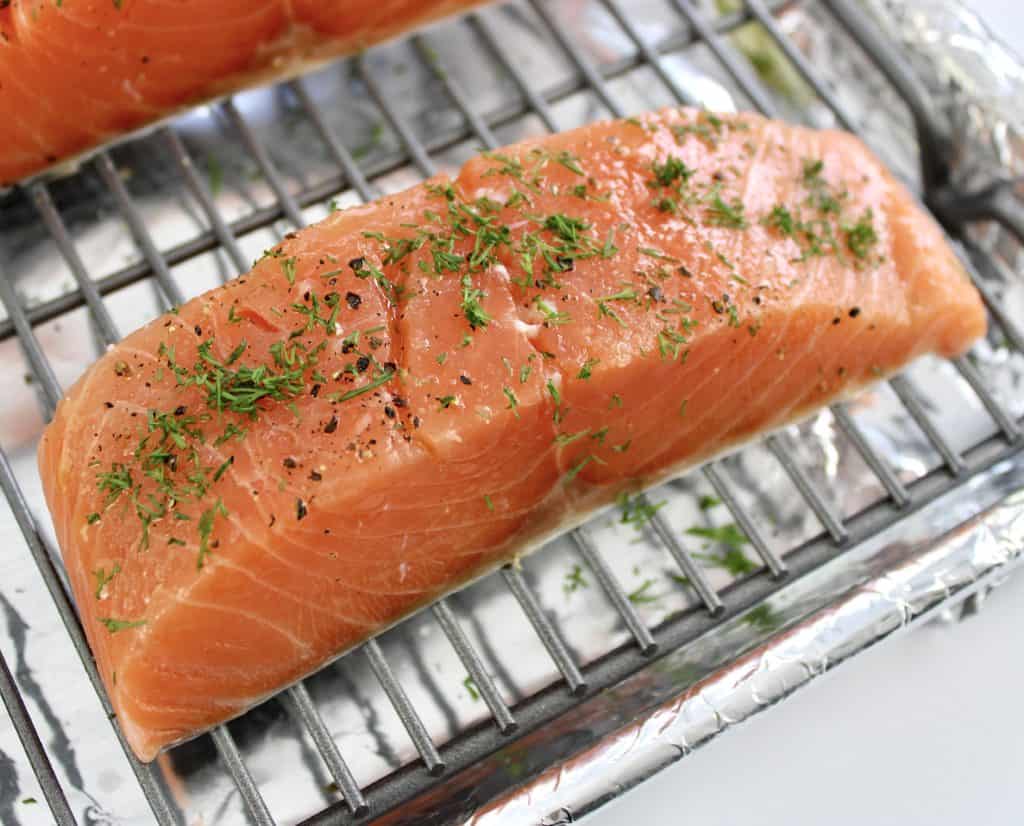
[862,0,1024,189]
[460,457,1024,826]
[0,1,1022,825]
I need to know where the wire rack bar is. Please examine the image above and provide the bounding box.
[357,54,438,179]
[606,0,905,545]
[702,463,787,577]
[528,0,625,117]
[162,128,250,275]
[29,182,123,342]
[766,434,849,544]
[470,12,561,133]
[831,403,911,507]
[0,267,61,417]
[0,647,76,825]
[288,78,378,203]
[958,254,1024,354]
[95,152,184,308]
[601,0,700,107]
[222,99,306,228]
[668,0,779,118]
[570,529,658,654]
[952,354,1021,443]
[888,374,966,474]
[414,29,726,626]
[742,0,858,131]
[431,602,518,734]
[500,566,587,694]
[362,639,445,775]
[821,0,951,190]
[567,0,866,579]
[641,494,725,614]
[0,248,183,821]
[210,726,276,826]
[415,35,502,151]
[83,148,291,822]
[282,685,368,816]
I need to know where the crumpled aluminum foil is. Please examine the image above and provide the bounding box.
[1,1,1023,825]
[862,0,1024,189]
[463,458,1024,826]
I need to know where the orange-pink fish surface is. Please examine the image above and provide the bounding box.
[38,108,986,760]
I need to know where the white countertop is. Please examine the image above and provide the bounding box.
[585,2,1024,823]
[585,573,1024,825]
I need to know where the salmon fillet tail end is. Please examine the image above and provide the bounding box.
[36,107,985,761]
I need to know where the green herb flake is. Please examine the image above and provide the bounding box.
[650,155,693,187]
[627,579,659,604]
[686,522,749,551]
[484,494,495,512]
[763,204,795,235]
[99,617,146,633]
[743,603,782,632]
[617,492,666,529]
[212,456,235,483]
[281,256,297,286]
[461,274,491,330]
[638,246,676,261]
[563,563,588,594]
[555,150,585,176]
[93,564,121,599]
[563,454,599,484]
[844,209,878,260]
[97,465,133,506]
[196,498,228,570]
[706,191,747,229]
[463,676,480,701]
[338,369,396,403]
[546,379,562,408]
[577,357,599,380]
[554,429,590,447]
[503,386,520,418]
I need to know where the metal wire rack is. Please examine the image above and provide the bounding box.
[1,0,1022,823]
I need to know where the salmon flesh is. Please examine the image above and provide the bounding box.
[0,0,486,184]
[38,108,986,760]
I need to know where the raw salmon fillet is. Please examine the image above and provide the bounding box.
[0,0,485,185]
[38,108,986,760]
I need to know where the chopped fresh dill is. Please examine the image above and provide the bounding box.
[563,564,588,594]
[627,579,659,604]
[99,617,146,633]
[93,564,121,599]
[617,491,666,529]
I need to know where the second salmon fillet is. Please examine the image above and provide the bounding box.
[38,108,986,761]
